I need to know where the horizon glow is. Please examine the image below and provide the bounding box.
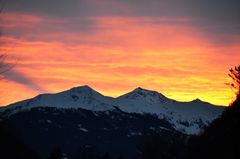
[1,1,240,106]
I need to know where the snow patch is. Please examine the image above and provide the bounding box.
[77,124,88,132]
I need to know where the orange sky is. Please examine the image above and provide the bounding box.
[0,10,240,106]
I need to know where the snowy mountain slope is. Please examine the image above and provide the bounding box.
[1,85,115,114]
[115,87,225,134]
[0,86,225,134]
[117,87,174,104]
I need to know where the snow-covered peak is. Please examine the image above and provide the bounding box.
[132,87,159,95]
[2,86,115,113]
[117,87,172,104]
[70,85,97,94]
[67,85,105,100]
[191,98,204,103]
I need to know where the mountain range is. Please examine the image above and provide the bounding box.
[1,85,224,134]
[0,85,225,158]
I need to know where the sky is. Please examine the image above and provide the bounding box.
[0,0,240,106]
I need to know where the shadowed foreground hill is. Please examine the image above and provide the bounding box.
[0,122,40,159]
[186,97,240,159]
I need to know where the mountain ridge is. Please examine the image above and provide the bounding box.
[2,85,223,108]
[0,85,225,135]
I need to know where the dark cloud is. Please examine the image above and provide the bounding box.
[5,0,240,21]
[4,0,240,44]
[5,0,88,17]
[4,69,48,93]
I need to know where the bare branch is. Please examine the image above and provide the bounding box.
[227,65,240,97]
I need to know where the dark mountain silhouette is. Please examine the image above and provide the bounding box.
[0,106,185,159]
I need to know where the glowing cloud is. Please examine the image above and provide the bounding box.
[0,10,239,106]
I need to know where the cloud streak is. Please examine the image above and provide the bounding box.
[4,69,48,93]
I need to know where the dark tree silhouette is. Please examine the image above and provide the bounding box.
[225,65,240,108]
[0,54,12,79]
[228,65,240,100]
